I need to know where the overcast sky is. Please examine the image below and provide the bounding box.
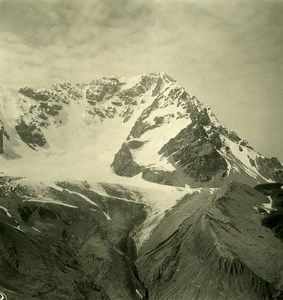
[0,0,282,160]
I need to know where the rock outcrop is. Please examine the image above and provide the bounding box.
[256,157,283,183]
[112,143,143,177]
[255,182,283,241]
[15,118,46,149]
[159,123,228,182]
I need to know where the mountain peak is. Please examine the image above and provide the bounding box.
[0,73,282,186]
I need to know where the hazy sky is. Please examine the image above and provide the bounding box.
[0,0,282,160]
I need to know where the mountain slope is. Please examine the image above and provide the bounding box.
[0,177,148,299]
[137,182,283,300]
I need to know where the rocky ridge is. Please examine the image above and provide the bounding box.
[137,182,283,300]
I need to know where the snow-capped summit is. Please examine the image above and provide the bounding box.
[0,73,282,186]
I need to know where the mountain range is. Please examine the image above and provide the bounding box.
[0,72,282,299]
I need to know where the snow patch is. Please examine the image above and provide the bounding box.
[0,206,12,217]
[23,199,78,208]
[32,226,41,233]
[262,196,273,211]
[103,211,111,221]
[64,189,98,207]
[136,289,143,299]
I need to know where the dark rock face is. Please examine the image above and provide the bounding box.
[19,87,50,101]
[86,78,120,103]
[40,102,63,116]
[0,177,148,300]
[19,83,82,105]
[129,98,159,138]
[129,119,159,139]
[159,123,228,182]
[118,75,157,103]
[254,182,283,196]
[151,77,163,97]
[127,140,146,149]
[255,182,283,241]
[262,212,283,241]
[141,168,175,186]
[16,81,85,140]
[53,81,83,102]
[0,120,10,154]
[137,182,283,300]
[112,143,143,177]
[127,96,162,139]
[15,118,46,148]
[191,107,211,126]
[83,74,160,122]
[256,156,283,183]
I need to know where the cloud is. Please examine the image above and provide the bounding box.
[0,0,283,86]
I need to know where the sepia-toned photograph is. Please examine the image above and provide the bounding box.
[0,0,282,299]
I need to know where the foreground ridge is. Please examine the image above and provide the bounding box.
[0,178,282,299]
